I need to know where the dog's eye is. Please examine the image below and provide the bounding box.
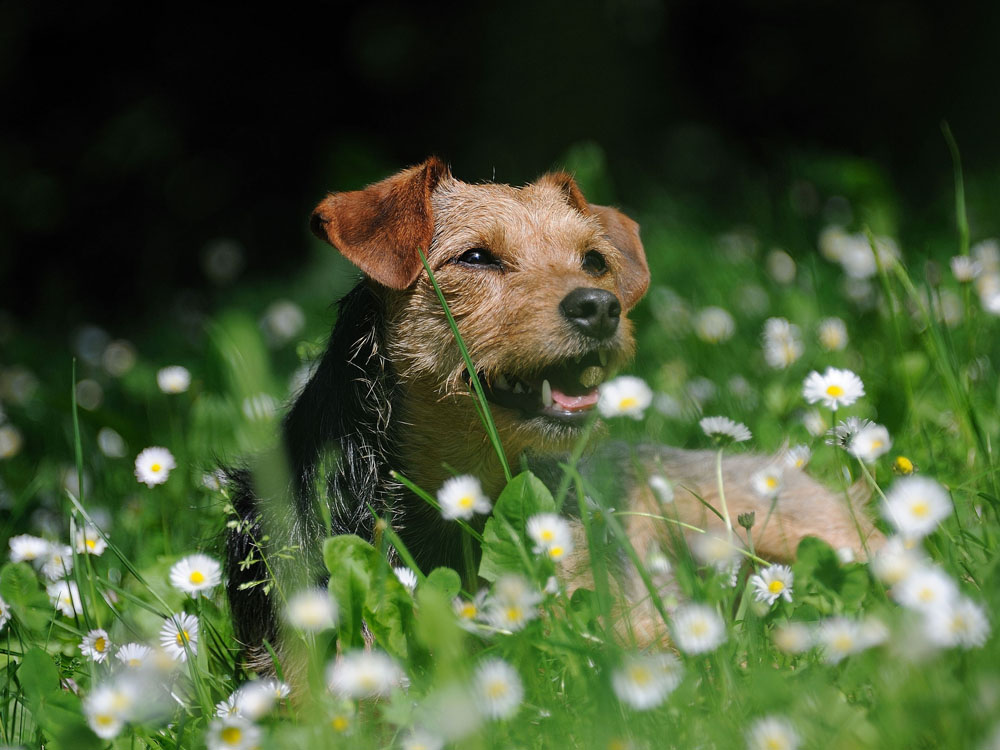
[582,250,608,275]
[456,248,503,269]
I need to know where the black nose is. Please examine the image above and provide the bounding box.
[559,287,621,340]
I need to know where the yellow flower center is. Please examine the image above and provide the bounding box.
[220,726,243,744]
[825,384,845,398]
[690,620,708,637]
[765,477,778,489]
[458,495,474,508]
[486,680,508,699]
[505,606,523,623]
[768,580,785,594]
[190,570,206,585]
[358,673,377,690]
[918,587,934,602]
[619,396,638,409]
[95,714,116,727]
[629,666,651,686]
[94,636,107,653]
[151,463,162,473]
[549,546,564,559]
[331,716,350,732]
[176,630,190,647]
[128,658,142,667]
[832,634,853,652]
[540,529,554,541]
[764,739,785,750]
[911,501,929,517]
[86,538,97,550]
[460,603,477,619]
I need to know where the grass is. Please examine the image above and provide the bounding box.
[0,147,998,749]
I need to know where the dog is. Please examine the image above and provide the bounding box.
[225,157,884,667]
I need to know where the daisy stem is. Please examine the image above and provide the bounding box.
[715,448,734,542]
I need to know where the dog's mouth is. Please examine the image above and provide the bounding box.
[464,349,610,424]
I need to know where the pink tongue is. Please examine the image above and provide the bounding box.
[550,387,600,411]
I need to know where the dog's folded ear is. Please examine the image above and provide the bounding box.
[589,204,650,310]
[310,157,450,290]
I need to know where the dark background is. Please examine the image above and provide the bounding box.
[2,0,998,331]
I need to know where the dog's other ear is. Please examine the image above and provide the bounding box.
[537,171,591,214]
[589,204,650,310]
[310,157,450,290]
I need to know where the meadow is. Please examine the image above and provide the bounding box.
[0,143,998,749]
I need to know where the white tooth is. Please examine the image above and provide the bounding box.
[513,382,525,395]
[599,349,608,366]
[495,374,510,390]
[542,379,552,408]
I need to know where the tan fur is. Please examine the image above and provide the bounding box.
[311,158,886,647]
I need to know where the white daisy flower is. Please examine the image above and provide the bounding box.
[772,622,813,654]
[817,317,849,351]
[286,588,338,631]
[483,574,542,632]
[597,375,653,420]
[134,446,176,487]
[327,650,402,699]
[453,590,488,631]
[80,628,113,663]
[859,617,891,649]
[0,424,23,460]
[205,717,261,750]
[394,566,418,591]
[156,366,191,394]
[401,728,444,750]
[116,643,152,669]
[0,596,10,630]
[437,475,491,521]
[749,564,794,606]
[473,658,524,719]
[41,544,74,581]
[816,617,865,664]
[48,580,83,617]
[784,445,811,470]
[699,415,752,444]
[611,652,683,711]
[802,367,865,410]
[74,524,107,556]
[693,306,736,343]
[235,678,287,720]
[97,426,127,458]
[216,693,241,718]
[691,534,740,570]
[261,299,306,346]
[881,476,952,540]
[9,533,51,564]
[893,564,959,613]
[950,256,982,282]
[646,543,673,577]
[746,715,801,750]
[766,249,797,284]
[847,423,892,463]
[825,416,872,449]
[762,318,803,369]
[647,474,674,504]
[671,603,726,654]
[923,596,990,649]
[83,683,130,740]
[802,409,827,437]
[751,466,783,499]
[160,613,199,661]
[169,554,222,597]
[526,513,574,562]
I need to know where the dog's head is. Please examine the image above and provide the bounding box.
[311,157,650,449]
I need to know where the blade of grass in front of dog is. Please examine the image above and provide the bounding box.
[419,249,511,481]
[941,121,970,258]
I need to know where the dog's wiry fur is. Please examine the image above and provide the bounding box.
[226,158,885,670]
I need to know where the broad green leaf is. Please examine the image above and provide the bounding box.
[17,647,59,701]
[425,567,461,599]
[479,471,555,582]
[324,535,375,650]
[1,563,52,631]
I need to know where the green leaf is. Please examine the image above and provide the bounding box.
[0,563,53,631]
[324,535,376,650]
[425,567,462,599]
[17,647,60,701]
[479,471,554,582]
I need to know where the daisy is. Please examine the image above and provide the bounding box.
[751,466,783,499]
[81,628,113,663]
[802,367,865,410]
[693,306,735,343]
[156,366,191,394]
[235,678,288,720]
[41,544,74,580]
[784,445,811,470]
[893,564,958,613]
[134,446,176,487]
[671,603,726,654]
[473,658,524,719]
[327,650,402,699]
[169,554,222,597]
[746,716,801,750]
[923,596,990,649]
[847,423,892,463]
[437,475,491,521]
[817,317,849,351]
[526,513,574,562]
[749,564,794,606]
[646,544,673,578]
[881,476,952,539]
[97,427,127,458]
[699,416,752,444]
[0,596,10,630]
[394,566,418,591]
[801,409,827,437]
[648,474,674,504]
[160,613,199,661]
[401,729,444,750]
[74,524,107,556]
[453,590,488,631]
[816,617,865,664]
[772,622,813,654]
[261,299,306,346]
[116,643,152,669]
[286,588,338,631]
[205,717,261,750]
[691,534,739,570]
[0,424,22,459]
[483,574,542,632]
[216,693,241,718]
[950,255,982,282]
[48,580,83,617]
[9,534,51,564]
[762,318,803,369]
[611,652,683,711]
[597,376,653,420]
[83,683,130,740]
[825,416,872,449]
